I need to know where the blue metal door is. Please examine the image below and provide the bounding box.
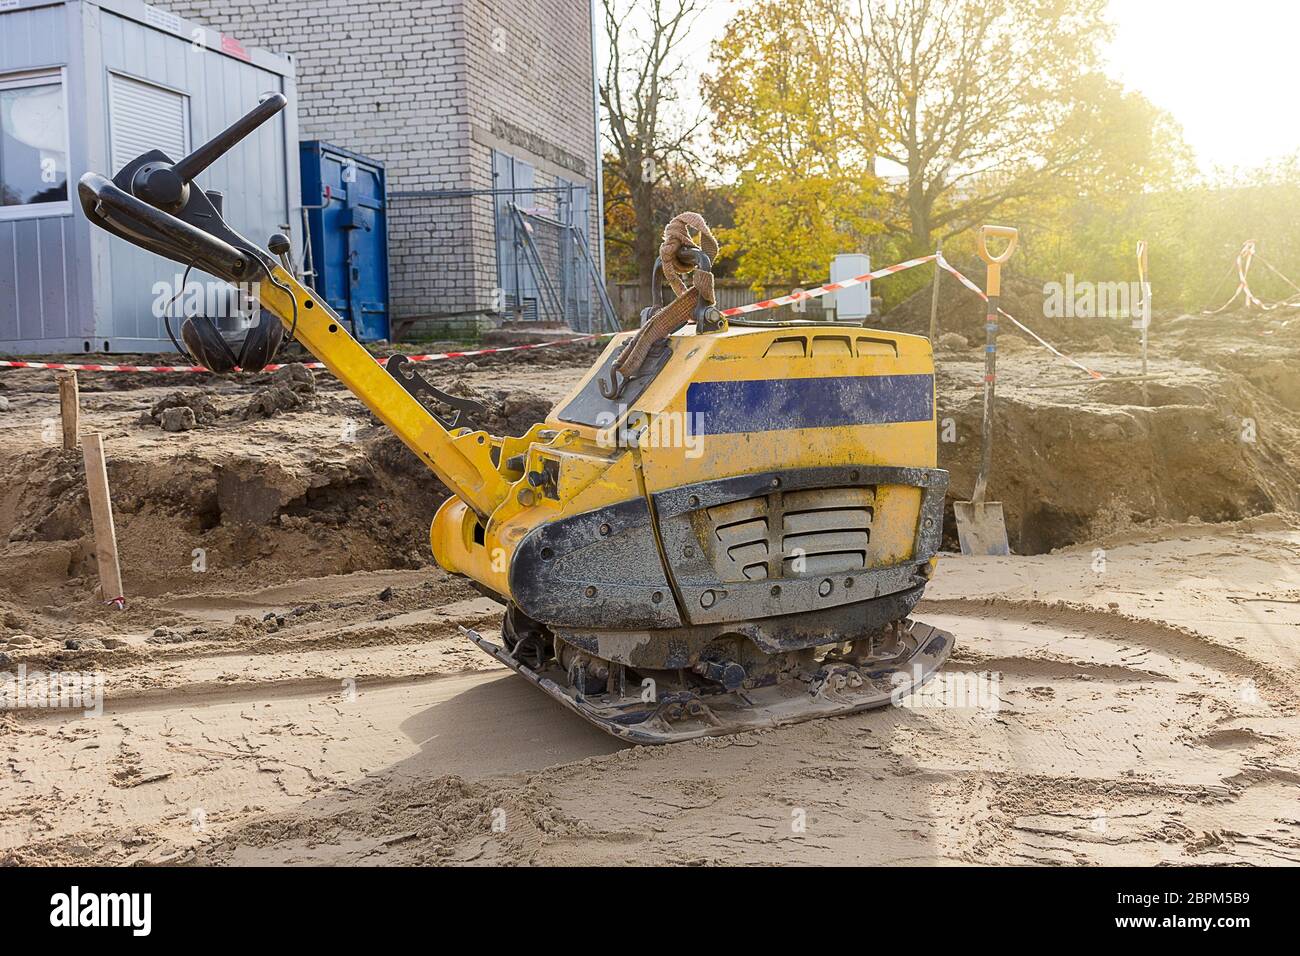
[299,142,389,341]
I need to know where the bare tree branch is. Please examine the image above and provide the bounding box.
[600,0,707,299]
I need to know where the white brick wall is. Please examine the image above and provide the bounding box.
[158,0,600,333]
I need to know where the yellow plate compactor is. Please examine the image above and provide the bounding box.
[79,95,953,743]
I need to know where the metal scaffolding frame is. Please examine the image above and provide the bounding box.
[390,185,618,333]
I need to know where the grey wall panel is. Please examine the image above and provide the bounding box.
[0,223,17,341]
[0,3,69,70]
[13,219,42,340]
[78,0,112,352]
[98,8,290,348]
[37,216,71,340]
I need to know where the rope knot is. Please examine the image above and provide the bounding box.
[659,212,718,305]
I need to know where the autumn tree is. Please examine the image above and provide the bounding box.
[705,0,885,289]
[830,0,1188,251]
[603,156,736,285]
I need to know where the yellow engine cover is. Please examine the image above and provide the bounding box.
[430,323,944,629]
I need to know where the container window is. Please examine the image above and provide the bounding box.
[0,70,69,216]
[109,73,189,174]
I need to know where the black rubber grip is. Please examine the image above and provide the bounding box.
[172,93,287,184]
[78,173,250,279]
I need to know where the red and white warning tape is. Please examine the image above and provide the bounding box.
[935,253,1104,380]
[0,334,608,374]
[1203,240,1300,314]
[716,250,1102,380]
[0,250,1102,381]
[718,254,938,316]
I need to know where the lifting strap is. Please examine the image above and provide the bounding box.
[610,213,718,388]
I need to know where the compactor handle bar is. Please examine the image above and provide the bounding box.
[76,93,512,520]
[78,93,287,284]
[174,93,287,185]
[78,172,254,279]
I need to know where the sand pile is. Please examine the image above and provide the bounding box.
[934,361,1300,552]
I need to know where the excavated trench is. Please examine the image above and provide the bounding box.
[2,344,1296,601]
[931,355,1299,554]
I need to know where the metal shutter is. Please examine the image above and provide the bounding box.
[109,74,188,171]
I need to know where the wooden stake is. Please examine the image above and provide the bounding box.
[928,240,943,343]
[55,370,79,449]
[1137,240,1151,406]
[81,432,124,607]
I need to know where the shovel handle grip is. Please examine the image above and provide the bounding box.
[978,224,1018,298]
[977,225,1019,266]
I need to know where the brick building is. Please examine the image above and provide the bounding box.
[159,0,605,336]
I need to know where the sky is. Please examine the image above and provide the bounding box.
[1106,0,1299,172]
[599,0,1300,175]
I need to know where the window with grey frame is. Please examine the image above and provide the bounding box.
[0,69,70,216]
[107,72,189,175]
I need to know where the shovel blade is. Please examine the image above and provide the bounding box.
[953,500,1010,556]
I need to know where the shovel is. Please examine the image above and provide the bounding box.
[954,224,1018,556]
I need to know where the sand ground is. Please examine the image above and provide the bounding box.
[1,326,1297,866]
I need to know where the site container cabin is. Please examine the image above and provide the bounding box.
[0,0,300,355]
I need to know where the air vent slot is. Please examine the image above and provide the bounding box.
[763,336,807,357]
[810,335,853,357]
[855,336,899,357]
[701,485,878,582]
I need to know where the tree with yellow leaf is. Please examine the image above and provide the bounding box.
[710,0,1185,278]
[705,0,885,290]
